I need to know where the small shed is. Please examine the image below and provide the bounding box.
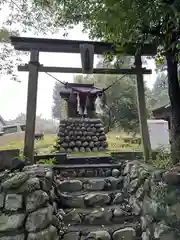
[152,103,171,130]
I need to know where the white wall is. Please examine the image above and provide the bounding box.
[147,119,170,150]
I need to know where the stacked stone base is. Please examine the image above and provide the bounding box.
[55,118,108,153]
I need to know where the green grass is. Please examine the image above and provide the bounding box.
[0,134,57,153]
[4,130,169,168]
[0,132,141,155]
[0,131,172,170]
[0,140,24,151]
[107,131,141,152]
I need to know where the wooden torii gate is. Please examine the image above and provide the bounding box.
[10,36,156,164]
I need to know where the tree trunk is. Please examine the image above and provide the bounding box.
[166,49,180,164]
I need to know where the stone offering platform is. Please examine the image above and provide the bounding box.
[54,118,108,153]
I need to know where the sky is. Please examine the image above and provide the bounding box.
[0,25,157,121]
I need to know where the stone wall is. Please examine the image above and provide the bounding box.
[54,118,108,153]
[1,161,180,240]
[122,160,180,239]
[0,165,59,240]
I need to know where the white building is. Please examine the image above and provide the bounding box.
[0,115,6,130]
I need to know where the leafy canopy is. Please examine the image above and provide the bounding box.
[148,72,169,109]
[34,0,180,49]
[0,0,63,79]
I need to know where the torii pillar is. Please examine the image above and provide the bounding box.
[135,53,151,162]
[24,50,39,164]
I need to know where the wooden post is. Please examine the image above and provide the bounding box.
[135,54,151,162]
[24,50,39,164]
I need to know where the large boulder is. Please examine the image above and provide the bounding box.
[27,225,58,240]
[5,194,23,211]
[17,178,40,194]
[0,213,25,232]
[84,193,110,207]
[25,205,53,232]
[63,209,81,224]
[2,172,28,190]
[113,193,124,204]
[86,231,111,240]
[113,228,136,240]
[58,180,82,192]
[60,193,85,208]
[84,179,105,191]
[26,190,49,212]
[62,232,80,240]
[85,209,112,224]
[0,234,25,240]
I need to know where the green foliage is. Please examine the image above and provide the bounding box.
[148,72,169,109]
[18,152,25,160]
[150,179,180,225]
[34,0,180,50]
[38,158,57,165]
[0,0,62,79]
[1,0,61,35]
[149,146,172,169]
[0,28,12,42]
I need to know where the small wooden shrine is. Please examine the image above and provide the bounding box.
[54,82,108,153]
[59,82,104,118]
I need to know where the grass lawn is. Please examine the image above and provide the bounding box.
[0,131,141,155]
[0,134,56,153]
[0,131,172,170]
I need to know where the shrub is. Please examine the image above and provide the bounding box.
[149,146,172,170]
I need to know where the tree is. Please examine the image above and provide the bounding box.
[74,57,140,133]
[149,72,169,109]
[0,0,63,80]
[34,0,180,163]
[52,81,67,120]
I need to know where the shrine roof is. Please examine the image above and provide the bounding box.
[60,82,102,95]
[152,103,170,114]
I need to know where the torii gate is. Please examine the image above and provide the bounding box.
[10,36,156,164]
